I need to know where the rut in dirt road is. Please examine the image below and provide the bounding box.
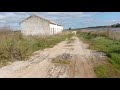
[0,36,96,78]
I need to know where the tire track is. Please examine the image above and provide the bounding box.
[0,36,97,78]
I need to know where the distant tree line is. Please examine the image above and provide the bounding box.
[86,23,120,29]
[111,23,120,28]
[65,23,120,31]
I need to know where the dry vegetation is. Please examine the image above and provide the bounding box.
[80,29,120,41]
[51,53,72,65]
[0,30,72,67]
[107,30,120,41]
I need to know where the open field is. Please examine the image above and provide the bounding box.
[0,29,120,78]
[69,27,120,40]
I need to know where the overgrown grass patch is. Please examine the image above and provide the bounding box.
[0,32,72,67]
[51,59,71,65]
[77,31,120,78]
[66,33,74,44]
[67,38,75,44]
[51,53,72,65]
[94,63,120,78]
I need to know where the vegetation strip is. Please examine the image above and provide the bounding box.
[0,31,72,67]
[77,31,120,78]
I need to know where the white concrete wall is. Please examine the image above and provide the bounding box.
[49,24,57,35]
[20,16,50,36]
[57,25,63,33]
[49,24,63,35]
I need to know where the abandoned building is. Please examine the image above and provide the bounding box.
[20,15,63,36]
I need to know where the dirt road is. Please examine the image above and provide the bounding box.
[0,36,97,78]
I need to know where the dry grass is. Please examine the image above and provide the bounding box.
[107,30,120,41]
[52,59,71,65]
[0,31,72,67]
[80,29,120,41]
[51,53,72,65]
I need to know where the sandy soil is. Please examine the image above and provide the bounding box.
[0,36,97,78]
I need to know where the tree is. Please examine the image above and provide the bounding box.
[111,23,120,28]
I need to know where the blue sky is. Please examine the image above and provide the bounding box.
[0,12,120,30]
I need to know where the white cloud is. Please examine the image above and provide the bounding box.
[0,13,17,20]
[0,12,119,30]
[46,12,89,18]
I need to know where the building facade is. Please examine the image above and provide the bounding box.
[49,24,63,35]
[20,15,63,36]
